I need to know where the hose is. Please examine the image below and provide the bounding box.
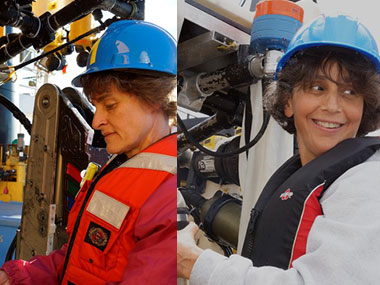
[0,93,32,134]
[178,77,272,158]
[2,17,119,72]
[5,233,17,262]
[177,110,270,158]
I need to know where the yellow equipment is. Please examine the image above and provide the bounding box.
[69,15,94,52]
[0,143,28,202]
[80,162,98,188]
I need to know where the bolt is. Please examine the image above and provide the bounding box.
[42,97,49,107]
[43,145,48,152]
[38,210,47,223]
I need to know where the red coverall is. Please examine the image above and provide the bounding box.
[1,134,177,284]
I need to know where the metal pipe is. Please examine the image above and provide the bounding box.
[0,27,17,153]
[0,4,21,27]
[200,90,241,115]
[197,59,258,94]
[0,0,141,64]
[0,34,33,62]
[0,4,41,37]
[48,0,128,30]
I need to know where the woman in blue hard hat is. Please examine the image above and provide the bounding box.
[178,14,380,284]
[0,20,177,285]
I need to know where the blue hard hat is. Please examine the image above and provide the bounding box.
[276,14,380,74]
[72,20,177,87]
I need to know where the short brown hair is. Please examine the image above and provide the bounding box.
[264,47,380,137]
[80,71,177,124]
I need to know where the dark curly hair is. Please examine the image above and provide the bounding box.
[80,70,177,125]
[264,46,380,137]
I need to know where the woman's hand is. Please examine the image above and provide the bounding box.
[177,222,204,280]
[0,270,10,285]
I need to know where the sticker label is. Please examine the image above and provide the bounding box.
[87,190,129,229]
[198,156,215,173]
[84,221,111,251]
[89,39,101,65]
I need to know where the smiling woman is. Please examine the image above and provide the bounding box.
[177,14,380,284]
[266,46,380,141]
[286,65,364,165]
[265,47,380,165]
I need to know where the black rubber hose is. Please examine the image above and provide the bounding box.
[0,0,139,64]
[12,17,118,71]
[0,93,32,135]
[5,233,17,262]
[179,187,206,208]
[177,110,270,158]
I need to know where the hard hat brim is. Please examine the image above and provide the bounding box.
[276,41,380,75]
[72,68,176,87]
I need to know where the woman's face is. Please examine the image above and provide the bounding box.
[285,63,364,165]
[91,84,164,157]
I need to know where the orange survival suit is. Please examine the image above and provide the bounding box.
[60,134,177,284]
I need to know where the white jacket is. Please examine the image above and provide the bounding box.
[190,149,380,285]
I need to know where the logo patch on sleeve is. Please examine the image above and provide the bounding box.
[280,188,294,200]
[84,221,111,251]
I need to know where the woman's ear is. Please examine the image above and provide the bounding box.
[284,98,294,118]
